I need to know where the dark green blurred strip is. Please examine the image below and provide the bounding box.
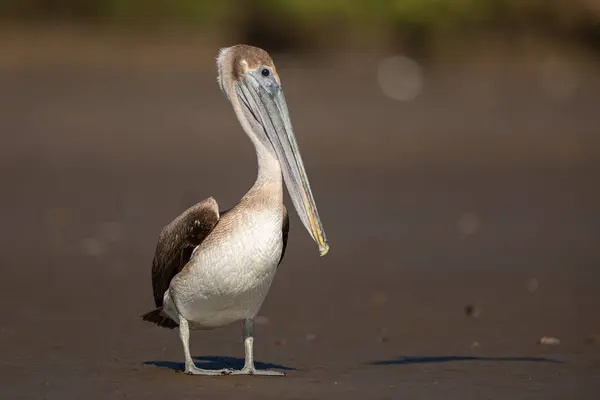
[0,0,599,52]
[0,0,595,26]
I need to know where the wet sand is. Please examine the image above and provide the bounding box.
[0,42,599,399]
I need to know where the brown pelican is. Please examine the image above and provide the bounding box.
[142,45,329,376]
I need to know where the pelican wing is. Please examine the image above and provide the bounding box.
[278,205,290,266]
[150,197,220,307]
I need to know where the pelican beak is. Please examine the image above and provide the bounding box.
[235,70,329,256]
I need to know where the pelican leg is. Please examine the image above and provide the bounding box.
[179,316,232,376]
[229,318,285,376]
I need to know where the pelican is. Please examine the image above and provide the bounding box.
[142,45,329,376]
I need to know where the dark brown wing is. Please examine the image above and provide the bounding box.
[278,205,290,266]
[151,197,220,307]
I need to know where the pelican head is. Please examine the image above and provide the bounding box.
[216,45,329,256]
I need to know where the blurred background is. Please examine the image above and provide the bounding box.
[1,1,599,399]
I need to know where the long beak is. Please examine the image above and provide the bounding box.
[236,74,329,256]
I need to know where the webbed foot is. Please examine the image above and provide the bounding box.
[229,367,285,377]
[184,363,233,376]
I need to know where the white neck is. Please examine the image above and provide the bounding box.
[254,141,282,187]
[243,135,283,208]
[231,94,283,203]
[238,138,283,207]
[237,136,283,221]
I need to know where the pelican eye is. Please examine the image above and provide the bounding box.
[261,68,270,77]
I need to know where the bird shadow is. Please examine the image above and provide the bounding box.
[144,355,295,372]
[369,355,563,366]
